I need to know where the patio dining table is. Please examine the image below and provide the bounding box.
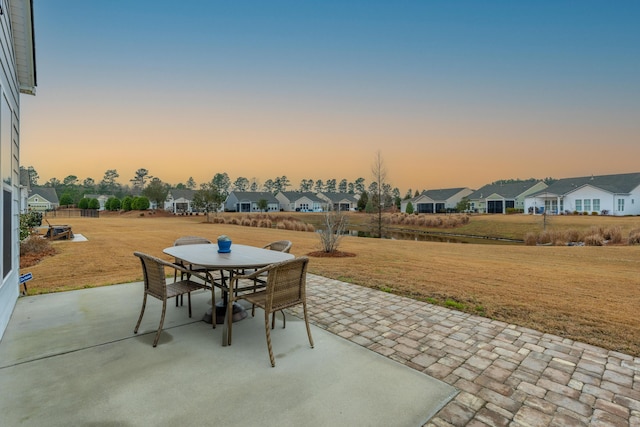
[163,243,294,346]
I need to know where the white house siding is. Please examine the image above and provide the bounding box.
[566,185,640,216]
[525,182,640,216]
[563,186,613,215]
[1,1,35,340]
[628,185,640,216]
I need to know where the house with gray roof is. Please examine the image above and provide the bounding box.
[401,187,473,213]
[28,187,60,212]
[525,172,640,216]
[275,191,325,212]
[468,181,547,214]
[225,191,280,212]
[165,189,196,214]
[317,192,359,211]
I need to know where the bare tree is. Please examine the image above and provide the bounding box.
[371,150,387,238]
[318,208,348,253]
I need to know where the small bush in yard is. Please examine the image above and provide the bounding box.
[524,232,538,246]
[19,211,43,240]
[603,226,623,244]
[584,234,604,246]
[318,209,348,253]
[628,229,640,245]
[20,236,56,267]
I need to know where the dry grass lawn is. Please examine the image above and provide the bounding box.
[21,212,640,356]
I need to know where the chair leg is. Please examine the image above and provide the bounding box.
[271,310,285,329]
[264,311,276,367]
[153,299,168,347]
[134,293,148,334]
[303,302,314,349]
[187,292,192,318]
[226,294,234,345]
[205,271,217,329]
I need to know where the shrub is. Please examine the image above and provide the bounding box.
[59,193,74,207]
[78,198,90,209]
[318,210,348,253]
[20,235,53,257]
[121,196,133,211]
[88,198,101,210]
[524,232,538,246]
[583,234,604,246]
[106,197,121,211]
[132,196,150,210]
[405,202,414,214]
[566,229,581,243]
[628,229,640,245]
[537,230,553,245]
[603,226,623,244]
[19,211,43,240]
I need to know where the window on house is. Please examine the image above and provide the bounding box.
[618,199,625,212]
[584,199,591,212]
[2,93,12,280]
[593,199,600,212]
[575,199,582,212]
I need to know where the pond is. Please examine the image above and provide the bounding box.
[347,229,522,245]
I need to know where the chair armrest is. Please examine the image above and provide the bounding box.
[156,257,209,284]
[231,264,273,282]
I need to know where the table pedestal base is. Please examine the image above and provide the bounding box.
[202,301,248,324]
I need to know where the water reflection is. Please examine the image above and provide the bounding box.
[347,230,520,245]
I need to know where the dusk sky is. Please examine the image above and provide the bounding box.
[21,1,639,193]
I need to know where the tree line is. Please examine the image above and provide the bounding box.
[21,166,408,212]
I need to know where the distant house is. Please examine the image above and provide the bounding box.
[165,189,195,214]
[28,187,60,211]
[317,192,359,211]
[84,194,114,211]
[525,172,640,216]
[401,187,473,213]
[468,181,547,214]
[225,191,280,212]
[275,191,325,212]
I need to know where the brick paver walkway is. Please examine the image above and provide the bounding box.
[299,274,640,426]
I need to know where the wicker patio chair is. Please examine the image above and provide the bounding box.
[235,240,293,308]
[263,240,292,253]
[133,251,210,347]
[229,256,314,367]
[173,236,214,307]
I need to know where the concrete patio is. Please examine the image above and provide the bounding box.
[0,278,455,426]
[2,273,640,426]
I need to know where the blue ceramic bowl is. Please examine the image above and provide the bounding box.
[218,239,232,253]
